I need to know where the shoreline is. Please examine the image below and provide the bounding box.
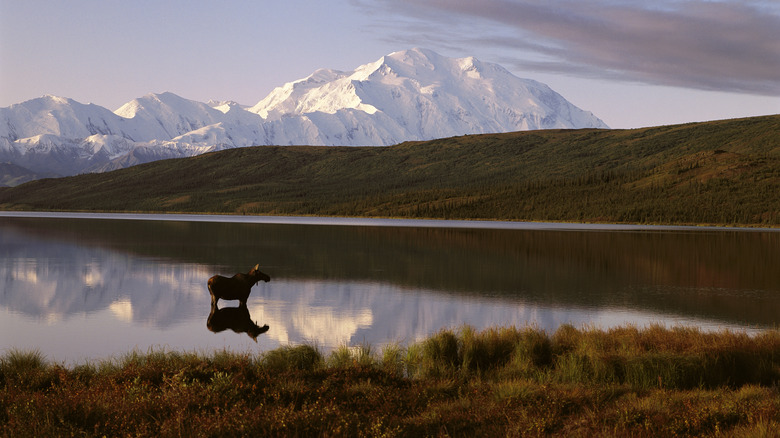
[2,210,778,232]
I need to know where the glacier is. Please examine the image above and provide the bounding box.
[0,48,608,184]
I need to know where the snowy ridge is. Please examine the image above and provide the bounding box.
[0,48,608,182]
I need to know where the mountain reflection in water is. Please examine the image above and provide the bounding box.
[1,215,778,365]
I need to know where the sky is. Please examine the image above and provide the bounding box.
[1,0,778,129]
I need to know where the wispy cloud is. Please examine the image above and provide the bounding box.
[357,0,780,95]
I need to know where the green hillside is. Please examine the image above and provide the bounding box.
[1,115,778,226]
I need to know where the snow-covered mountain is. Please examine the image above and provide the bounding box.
[0,48,608,184]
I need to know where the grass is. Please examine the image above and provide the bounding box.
[2,324,779,436]
[1,114,778,226]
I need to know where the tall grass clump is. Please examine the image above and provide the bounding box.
[1,348,47,374]
[327,343,377,369]
[404,342,423,378]
[327,344,355,368]
[504,327,553,379]
[259,344,323,372]
[380,343,406,375]
[0,348,54,389]
[208,348,252,371]
[115,349,193,385]
[418,329,460,378]
[460,326,520,375]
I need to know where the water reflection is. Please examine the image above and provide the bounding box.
[0,232,208,327]
[207,303,269,342]
[0,215,778,364]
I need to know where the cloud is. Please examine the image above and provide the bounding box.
[358,0,780,95]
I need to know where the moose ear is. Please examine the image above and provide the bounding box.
[254,264,260,270]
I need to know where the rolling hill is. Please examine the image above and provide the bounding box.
[0,114,778,226]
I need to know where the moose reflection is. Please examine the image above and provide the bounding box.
[208,264,270,306]
[207,303,269,341]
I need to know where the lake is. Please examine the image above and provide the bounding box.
[1,212,778,365]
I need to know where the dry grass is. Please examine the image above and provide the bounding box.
[2,325,779,436]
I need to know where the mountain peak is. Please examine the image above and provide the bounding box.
[251,48,607,141]
[114,92,192,118]
[10,95,79,112]
[360,48,442,81]
[386,47,442,65]
[41,94,73,105]
[208,100,247,114]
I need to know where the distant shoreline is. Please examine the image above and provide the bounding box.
[2,210,778,232]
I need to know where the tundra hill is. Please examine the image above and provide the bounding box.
[0,114,778,226]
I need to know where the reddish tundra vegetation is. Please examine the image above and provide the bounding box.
[2,324,779,437]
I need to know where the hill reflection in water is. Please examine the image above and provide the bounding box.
[1,215,778,365]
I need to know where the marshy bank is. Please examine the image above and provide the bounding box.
[2,324,779,436]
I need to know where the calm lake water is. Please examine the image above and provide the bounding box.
[1,212,778,365]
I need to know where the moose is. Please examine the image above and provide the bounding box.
[207,264,270,306]
[207,303,269,342]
